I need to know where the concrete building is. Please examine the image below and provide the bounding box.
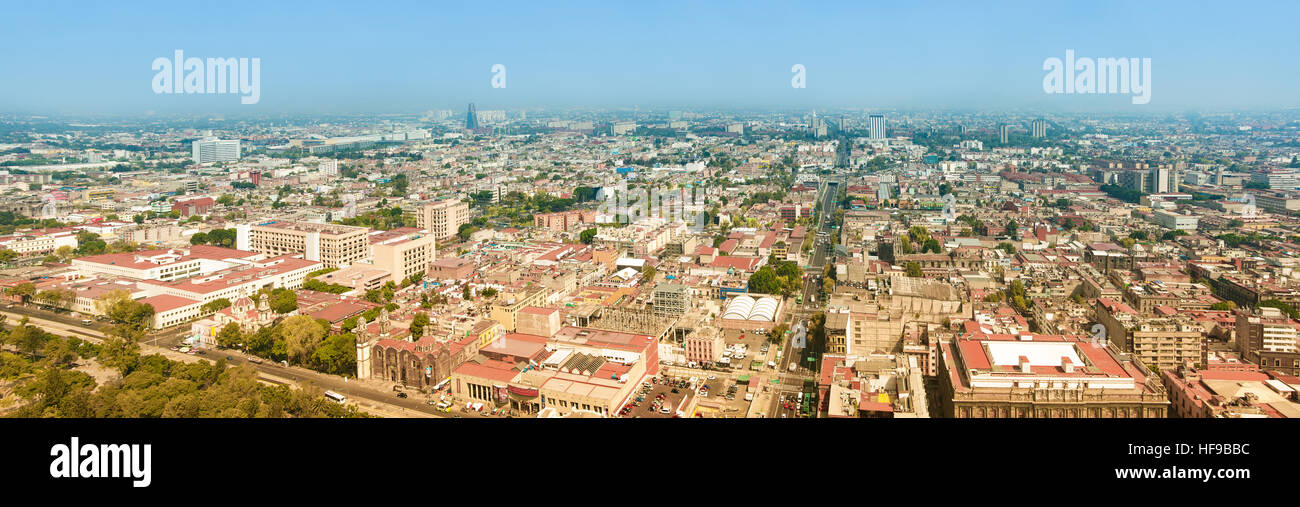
[191,137,240,163]
[1236,308,1300,375]
[369,228,435,285]
[1096,298,1205,371]
[1152,209,1198,231]
[651,282,691,318]
[416,199,470,241]
[937,332,1169,418]
[237,220,370,268]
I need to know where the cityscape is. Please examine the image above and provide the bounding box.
[1,2,1298,428]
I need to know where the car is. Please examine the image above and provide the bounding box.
[659,407,671,414]
[226,356,235,361]
[426,399,437,405]
[670,388,679,393]
[707,375,716,380]
[396,392,407,398]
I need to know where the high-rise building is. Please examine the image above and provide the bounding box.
[237,220,370,268]
[999,124,1011,144]
[465,103,479,130]
[1031,120,1047,138]
[416,199,470,241]
[192,137,241,163]
[868,114,886,140]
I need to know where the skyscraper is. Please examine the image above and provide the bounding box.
[999,125,1011,144]
[868,114,886,140]
[465,103,479,130]
[1031,120,1047,138]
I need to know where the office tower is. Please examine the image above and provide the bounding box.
[416,199,470,241]
[191,137,240,163]
[1031,120,1047,138]
[1153,167,1172,193]
[465,103,479,130]
[868,114,886,140]
[999,125,1011,144]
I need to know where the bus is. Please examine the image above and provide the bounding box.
[323,390,347,404]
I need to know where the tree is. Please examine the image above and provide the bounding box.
[190,232,209,245]
[410,313,429,339]
[97,337,141,375]
[905,262,923,277]
[311,333,357,375]
[922,238,941,253]
[641,265,657,285]
[217,323,244,349]
[201,298,232,314]
[8,318,47,360]
[747,266,783,294]
[42,338,79,367]
[579,228,597,245]
[899,235,914,254]
[1005,220,1019,238]
[105,299,156,340]
[280,315,327,364]
[10,282,35,303]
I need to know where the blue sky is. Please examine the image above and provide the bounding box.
[1,0,1297,115]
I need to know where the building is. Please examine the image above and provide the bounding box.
[1236,308,1300,375]
[1152,210,1198,231]
[1252,191,1300,215]
[465,103,479,130]
[1095,299,1205,371]
[651,282,690,318]
[0,228,78,255]
[369,228,435,284]
[999,124,1010,144]
[416,199,470,241]
[191,137,240,163]
[937,332,1169,418]
[684,328,725,365]
[534,210,597,232]
[72,245,264,281]
[868,114,886,140]
[171,197,214,217]
[1162,362,1300,418]
[1031,120,1047,138]
[237,220,370,268]
[489,288,549,332]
